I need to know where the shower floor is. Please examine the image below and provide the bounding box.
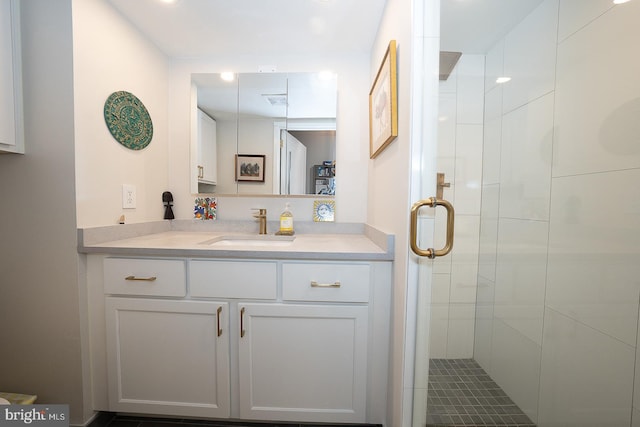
[426,359,536,427]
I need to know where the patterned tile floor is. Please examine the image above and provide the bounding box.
[426,359,536,427]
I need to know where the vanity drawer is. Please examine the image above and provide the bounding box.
[282,262,370,303]
[104,258,186,297]
[190,259,277,300]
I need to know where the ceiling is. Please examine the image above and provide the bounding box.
[107,0,387,57]
[108,0,545,58]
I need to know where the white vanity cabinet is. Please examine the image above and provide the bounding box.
[102,258,230,418]
[238,303,368,422]
[105,298,231,418]
[196,109,217,185]
[0,0,23,154]
[95,255,391,425]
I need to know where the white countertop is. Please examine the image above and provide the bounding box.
[78,221,394,261]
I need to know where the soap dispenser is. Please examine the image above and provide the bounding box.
[276,203,294,236]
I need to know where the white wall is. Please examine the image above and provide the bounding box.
[367,0,432,425]
[236,118,277,195]
[168,55,369,224]
[476,0,640,425]
[0,0,87,423]
[430,54,484,359]
[73,0,170,228]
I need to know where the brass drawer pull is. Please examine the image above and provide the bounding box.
[311,281,341,288]
[240,307,246,338]
[216,306,223,337]
[124,275,157,282]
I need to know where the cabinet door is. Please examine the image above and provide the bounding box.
[197,109,217,184]
[238,303,368,423]
[105,298,230,418]
[0,0,22,153]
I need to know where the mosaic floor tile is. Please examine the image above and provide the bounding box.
[426,359,536,427]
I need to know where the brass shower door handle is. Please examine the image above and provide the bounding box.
[410,197,455,259]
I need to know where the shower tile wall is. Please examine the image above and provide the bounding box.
[431,54,484,359]
[476,0,640,425]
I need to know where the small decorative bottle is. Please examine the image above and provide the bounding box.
[276,203,295,236]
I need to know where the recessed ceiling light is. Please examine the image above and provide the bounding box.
[613,0,631,3]
[220,72,235,82]
[496,76,512,84]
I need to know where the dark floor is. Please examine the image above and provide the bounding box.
[426,359,536,427]
[88,412,381,427]
[89,359,534,427]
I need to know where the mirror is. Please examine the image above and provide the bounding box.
[191,72,337,196]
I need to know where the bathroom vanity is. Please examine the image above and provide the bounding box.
[80,221,393,425]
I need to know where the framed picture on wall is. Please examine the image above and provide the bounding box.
[369,40,398,159]
[235,154,266,182]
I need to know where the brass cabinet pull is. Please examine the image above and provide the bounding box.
[410,197,455,259]
[124,275,157,282]
[216,306,223,337]
[240,307,246,338]
[310,281,341,288]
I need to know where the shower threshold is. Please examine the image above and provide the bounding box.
[426,359,536,427]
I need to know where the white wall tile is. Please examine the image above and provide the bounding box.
[546,169,640,346]
[553,0,640,177]
[478,184,499,281]
[428,304,449,359]
[449,215,480,304]
[502,0,559,113]
[437,93,456,160]
[476,272,496,306]
[484,39,504,94]
[439,65,457,94]
[484,83,503,122]
[473,307,493,374]
[446,303,475,358]
[482,87,503,186]
[491,318,541,422]
[538,309,635,427]
[450,261,479,304]
[494,218,548,346]
[431,273,451,305]
[558,0,613,42]
[474,277,495,373]
[454,124,483,215]
[456,54,485,124]
[499,93,553,221]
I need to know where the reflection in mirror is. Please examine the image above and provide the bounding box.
[191,72,337,195]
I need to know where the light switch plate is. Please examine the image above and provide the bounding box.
[122,184,136,209]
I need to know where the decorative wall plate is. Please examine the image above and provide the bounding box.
[313,200,335,222]
[103,91,153,150]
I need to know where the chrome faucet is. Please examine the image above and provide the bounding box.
[253,208,267,235]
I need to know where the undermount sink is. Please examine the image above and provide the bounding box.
[201,234,295,248]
